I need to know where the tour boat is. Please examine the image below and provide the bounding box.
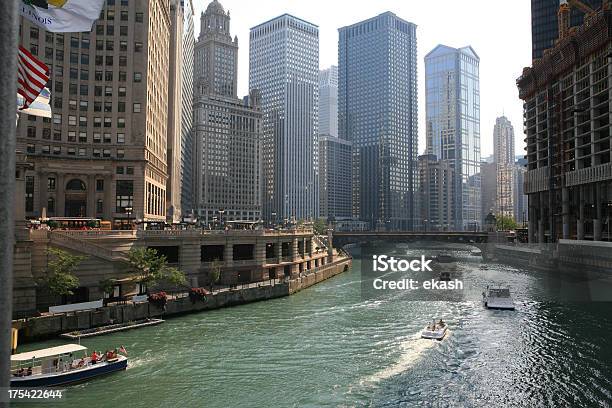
[10,344,127,387]
[421,319,447,340]
[482,285,515,310]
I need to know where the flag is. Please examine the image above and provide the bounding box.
[118,345,128,356]
[20,0,105,33]
[17,87,52,118]
[17,46,49,110]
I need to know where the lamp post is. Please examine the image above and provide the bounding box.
[218,208,225,229]
[124,206,133,230]
[271,211,277,229]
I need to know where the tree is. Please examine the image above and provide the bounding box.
[42,248,85,297]
[126,247,186,288]
[496,215,518,231]
[98,278,116,297]
[208,258,222,290]
[313,218,327,235]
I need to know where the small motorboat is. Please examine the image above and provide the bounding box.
[11,344,127,387]
[482,285,515,310]
[470,249,482,257]
[435,254,454,263]
[421,319,447,340]
[439,271,451,281]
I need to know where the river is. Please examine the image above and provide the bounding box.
[14,243,612,407]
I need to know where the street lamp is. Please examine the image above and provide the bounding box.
[271,211,277,229]
[124,206,133,230]
[218,208,225,229]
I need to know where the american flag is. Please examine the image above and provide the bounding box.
[17,45,49,110]
[118,345,128,355]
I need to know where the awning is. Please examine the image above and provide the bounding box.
[11,344,87,362]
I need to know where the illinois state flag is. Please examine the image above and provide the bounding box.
[20,0,105,33]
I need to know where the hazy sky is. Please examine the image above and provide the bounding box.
[193,0,532,158]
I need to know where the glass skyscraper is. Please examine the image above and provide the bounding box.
[425,45,481,231]
[249,14,319,222]
[338,12,418,231]
[180,0,195,217]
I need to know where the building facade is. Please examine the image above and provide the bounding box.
[513,161,528,226]
[493,116,515,219]
[319,65,338,138]
[339,12,418,230]
[319,136,352,220]
[425,44,481,231]
[249,14,319,222]
[180,0,195,218]
[480,161,497,223]
[193,0,262,224]
[531,0,602,60]
[518,6,610,242]
[18,0,172,226]
[417,154,454,231]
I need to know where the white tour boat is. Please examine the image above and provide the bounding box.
[482,285,515,310]
[11,344,128,387]
[421,319,448,340]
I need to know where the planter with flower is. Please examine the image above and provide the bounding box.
[189,287,210,303]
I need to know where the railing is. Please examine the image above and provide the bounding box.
[49,231,128,261]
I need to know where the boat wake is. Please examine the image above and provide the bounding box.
[360,330,446,386]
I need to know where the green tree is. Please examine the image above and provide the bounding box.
[313,218,327,235]
[209,258,222,290]
[98,278,116,296]
[42,248,85,297]
[496,215,518,231]
[126,247,186,287]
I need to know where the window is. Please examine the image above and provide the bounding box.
[96,199,103,214]
[103,149,111,158]
[81,38,90,49]
[81,54,89,65]
[133,72,142,82]
[55,66,63,77]
[26,144,35,154]
[119,41,127,51]
[69,99,77,110]
[54,81,63,93]
[25,176,34,212]
[42,145,50,154]
[118,87,126,97]
[93,149,101,157]
[106,40,114,51]
[105,55,113,66]
[117,133,125,143]
[79,116,87,127]
[47,197,55,213]
[48,177,56,191]
[53,114,62,124]
[27,127,36,138]
[45,47,53,59]
[105,71,113,81]
[96,40,103,50]
[67,147,76,156]
[30,44,38,55]
[46,32,53,43]
[115,180,134,213]
[105,86,112,96]
[93,133,101,143]
[117,118,125,128]
[120,26,128,36]
[53,146,61,155]
[53,130,61,141]
[78,148,86,156]
[70,37,79,48]
[55,50,63,61]
[96,25,104,35]
[94,117,102,127]
[68,115,77,126]
[70,67,78,79]
[106,25,114,36]
[134,42,142,52]
[79,132,87,143]
[80,100,88,111]
[117,149,125,158]
[95,70,103,81]
[70,52,78,64]
[121,0,128,5]
[118,102,125,112]
[94,86,102,96]
[80,84,89,95]
[95,55,103,66]
[54,98,63,109]
[133,103,141,113]
[104,101,112,112]
[107,0,115,4]
[104,133,112,143]
[66,179,86,190]
[69,83,77,95]
[120,11,128,21]
[68,131,76,142]
[30,27,39,39]
[126,166,134,175]
[104,118,112,127]
[96,179,104,191]
[94,102,102,112]
[119,71,126,82]
[116,166,124,174]
[107,10,115,20]
[81,69,89,80]
[135,12,143,23]
[119,56,127,66]
[56,34,64,46]
[42,128,51,140]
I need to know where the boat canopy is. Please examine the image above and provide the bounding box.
[11,344,87,362]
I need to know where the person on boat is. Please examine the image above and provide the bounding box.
[14,368,25,377]
[91,351,98,364]
[26,367,32,376]
[439,319,444,326]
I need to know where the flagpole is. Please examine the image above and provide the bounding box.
[0,0,19,402]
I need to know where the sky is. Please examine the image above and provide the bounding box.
[193,0,533,159]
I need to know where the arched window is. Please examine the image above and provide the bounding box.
[47,197,55,213]
[66,179,86,191]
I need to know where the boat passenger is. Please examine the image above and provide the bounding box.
[26,367,32,376]
[91,351,98,364]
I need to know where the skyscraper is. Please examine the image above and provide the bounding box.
[493,116,515,220]
[180,0,195,217]
[249,14,319,222]
[17,0,173,226]
[425,44,481,231]
[193,0,262,223]
[417,154,454,231]
[319,136,352,220]
[319,66,338,138]
[339,12,418,231]
[531,0,602,60]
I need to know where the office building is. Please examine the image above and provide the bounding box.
[17,0,172,226]
[531,0,602,60]
[480,161,497,223]
[518,6,610,242]
[425,44,481,230]
[249,14,319,222]
[319,65,338,138]
[194,0,263,223]
[319,136,352,220]
[339,12,418,230]
[180,0,195,217]
[417,154,454,231]
[493,116,515,219]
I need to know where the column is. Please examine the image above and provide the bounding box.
[577,185,585,240]
[224,241,233,268]
[103,175,113,221]
[594,183,602,241]
[38,171,48,217]
[276,239,282,263]
[87,174,96,218]
[528,195,536,243]
[291,237,299,261]
[562,186,570,239]
[538,192,545,244]
[56,174,65,217]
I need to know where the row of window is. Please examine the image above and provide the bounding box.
[26,144,126,158]
[25,129,126,144]
[49,67,141,83]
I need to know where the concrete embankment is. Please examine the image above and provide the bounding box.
[13,258,351,342]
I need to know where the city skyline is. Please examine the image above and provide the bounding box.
[192,0,532,159]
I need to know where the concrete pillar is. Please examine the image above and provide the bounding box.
[538,192,545,244]
[56,174,65,217]
[276,240,282,263]
[528,195,536,243]
[562,186,570,239]
[224,242,233,268]
[577,185,585,240]
[594,183,602,241]
[87,174,96,218]
[103,174,113,221]
[255,240,266,265]
[38,171,48,217]
[291,237,299,261]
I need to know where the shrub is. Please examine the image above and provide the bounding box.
[189,287,210,302]
[148,291,167,307]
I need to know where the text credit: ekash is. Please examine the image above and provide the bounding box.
[371,255,463,290]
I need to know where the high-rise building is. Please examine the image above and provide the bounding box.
[480,161,497,224]
[513,160,528,226]
[319,136,352,220]
[518,6,610,242]
[339,12,418,230]
[17,0,173,226]
[249,14,319,222]
[180,0,196,218]
[425,44,481,231]
[319,66,338,138]
[531,0,602,60]
[194,0,262,223]
[493,116,515,220]
[417,154,454,231]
